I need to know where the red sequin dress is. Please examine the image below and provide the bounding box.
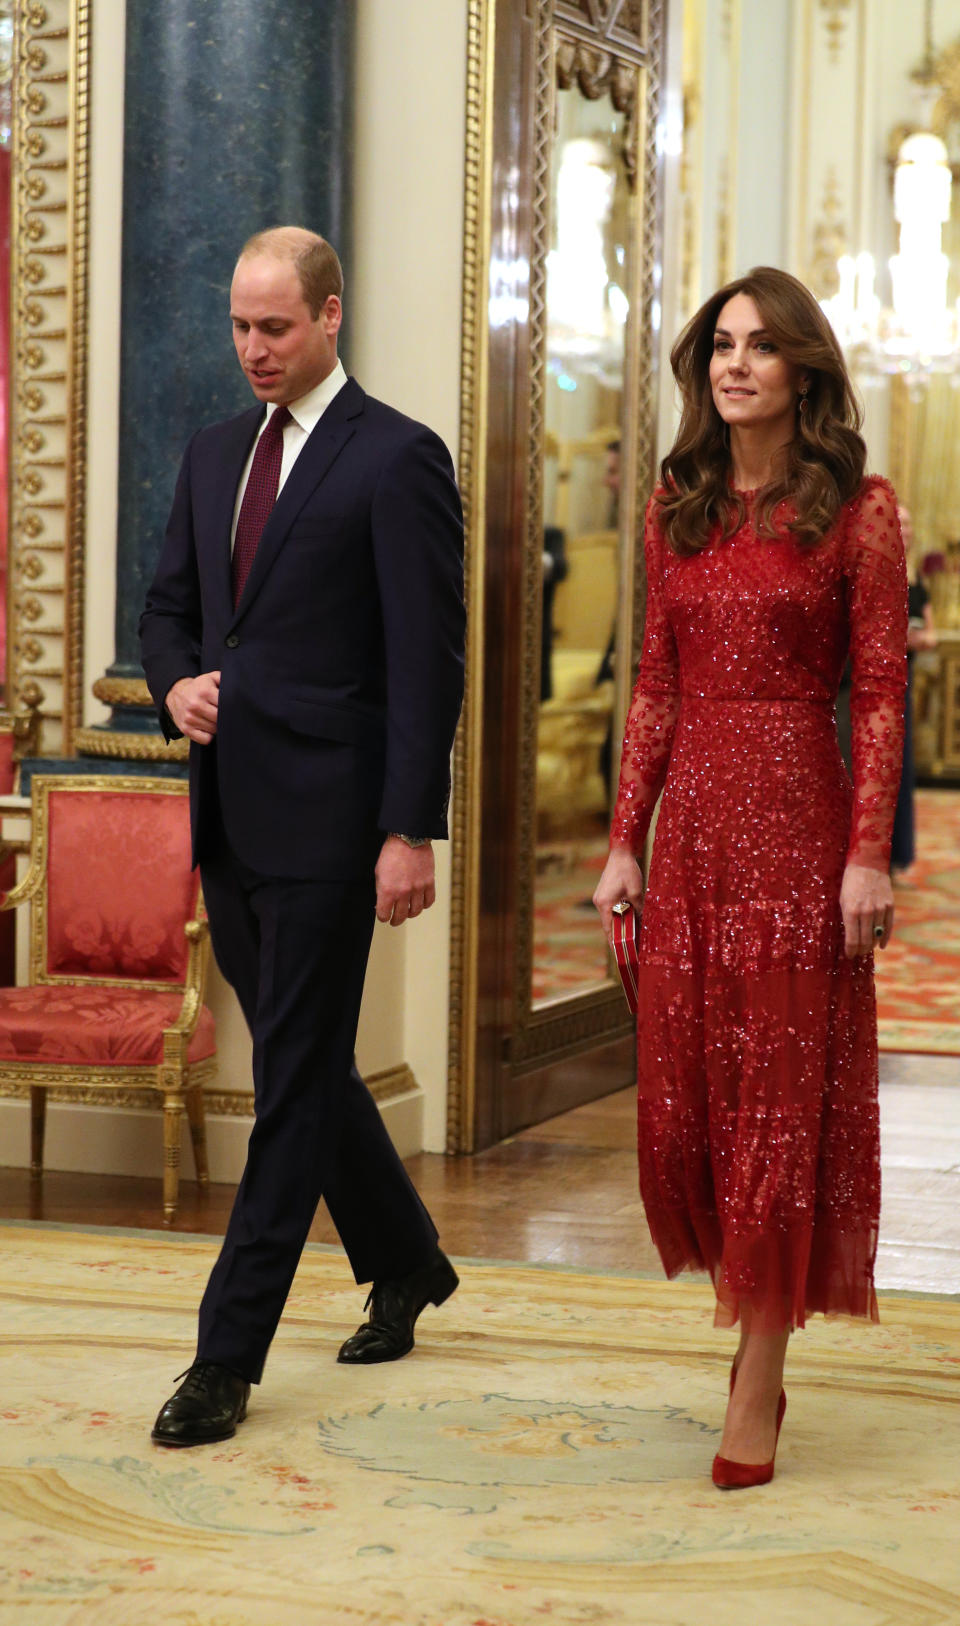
[610,476,907,1331]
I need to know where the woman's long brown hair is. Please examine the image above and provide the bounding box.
[657,266,866,554]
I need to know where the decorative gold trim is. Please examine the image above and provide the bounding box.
[447,0,495,1155]
[819,0,853,64]
[367,1062,420,1104]
[0,1062,418,1116]
[0,1059,217,1110]
[0,694,43,760]
[91,675,153,707]
[9,0,90,752]
[554,0,647,55]
[64,0,89,754]
[808,165,847,300]
[72,725,189,761]
[554,39,641,186]
[513,0,553,1038]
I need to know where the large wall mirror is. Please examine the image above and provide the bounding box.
[3,0,89,753]
[449,0,664,1152]
[534,79,631,1006]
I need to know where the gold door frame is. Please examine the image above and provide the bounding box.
[7,0,90,753]
[449,0,665,1151]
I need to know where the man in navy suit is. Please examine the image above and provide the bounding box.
[140,227,465,1448]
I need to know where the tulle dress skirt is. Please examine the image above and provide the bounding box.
[635,694,881,1332]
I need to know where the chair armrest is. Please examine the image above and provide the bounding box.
[165,916,211,1039]
[0,855,44,911]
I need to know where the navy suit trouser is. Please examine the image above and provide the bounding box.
[195,826,438,1384]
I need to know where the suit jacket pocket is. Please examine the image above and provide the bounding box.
[286,695,383,745]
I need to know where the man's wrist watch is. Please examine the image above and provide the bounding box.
[389,832,430,848]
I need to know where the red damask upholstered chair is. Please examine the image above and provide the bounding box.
[0,774,215,1223]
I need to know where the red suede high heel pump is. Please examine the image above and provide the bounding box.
[712,1387,787,1490]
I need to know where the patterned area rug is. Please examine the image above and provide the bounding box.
[2,1225,960,1625]
[876,787,960,1054]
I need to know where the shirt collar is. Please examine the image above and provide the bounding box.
[265,359,348,436]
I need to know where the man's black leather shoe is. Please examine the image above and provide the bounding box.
[151,1360,250,1448]
[338,1249,459,1364]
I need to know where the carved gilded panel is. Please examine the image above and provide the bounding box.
[7,0,89,752]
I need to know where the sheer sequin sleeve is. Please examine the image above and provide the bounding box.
[609,499,681,855]
[842,476,908,871]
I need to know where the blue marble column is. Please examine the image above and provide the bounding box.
[80,0,354,756]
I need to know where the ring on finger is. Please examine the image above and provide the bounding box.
[872,923,885,940]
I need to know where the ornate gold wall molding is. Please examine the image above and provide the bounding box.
[555,39,639,187]
[555,0,646,52]
[809,165,848,300]
[820,0,853,65]
[8,0,89,753]
[446,0,494,1155]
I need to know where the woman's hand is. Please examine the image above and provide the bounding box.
[839,862,895,958]
[593,845,645,942]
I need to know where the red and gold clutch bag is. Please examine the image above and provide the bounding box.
[611,901,639,1014]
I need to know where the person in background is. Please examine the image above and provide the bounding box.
[542,524,569,701]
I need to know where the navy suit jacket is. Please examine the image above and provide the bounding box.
[139,377,465,878]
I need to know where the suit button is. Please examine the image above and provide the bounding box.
[225,634,240,649]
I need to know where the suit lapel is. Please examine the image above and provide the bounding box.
[230,378,365,620]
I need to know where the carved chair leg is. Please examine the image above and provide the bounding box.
[30,1087,46,1179]
[162,1097,183,1227]
[185,1083,209,1188]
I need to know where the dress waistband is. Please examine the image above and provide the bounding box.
[680,693,834,708]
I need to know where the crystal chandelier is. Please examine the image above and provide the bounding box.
[820,7,960,391]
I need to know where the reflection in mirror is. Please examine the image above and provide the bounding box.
[533,85,630,1005]
[0,0,10,697]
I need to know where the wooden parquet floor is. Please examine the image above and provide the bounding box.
[1,1051,957,1294]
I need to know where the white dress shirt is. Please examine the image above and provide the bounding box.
[230,359,348,549]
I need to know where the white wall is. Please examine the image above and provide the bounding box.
[351,0,468,1151]
[733,0,792,275]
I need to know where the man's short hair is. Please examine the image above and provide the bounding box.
[238,227,344,318]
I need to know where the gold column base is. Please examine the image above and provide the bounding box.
[91,676,154,708]
[76,674,188,762]
[74,726,189,763]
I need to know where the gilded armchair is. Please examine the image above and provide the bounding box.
[0,775,215,1223]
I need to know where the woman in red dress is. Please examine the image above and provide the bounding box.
[594,267,907,1489]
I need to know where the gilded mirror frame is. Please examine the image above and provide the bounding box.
[449,0,664,1152]
[6,0,90,754]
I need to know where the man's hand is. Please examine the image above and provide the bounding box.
[375,836,436,926]
[840,862,895,958]
[165,672,221,744]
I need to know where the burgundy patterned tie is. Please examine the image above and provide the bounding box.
[231,405,291,606]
